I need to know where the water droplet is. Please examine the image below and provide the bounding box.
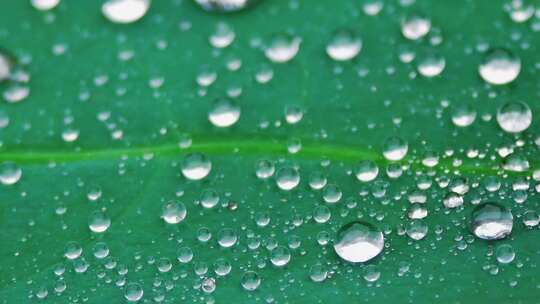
[363,265,381,282]
[124,282,143,302]
[161,201,187,224]
[270,246,291,267]
[200,189,219,209]
[177,246,193,263]
[0,162,22,185]
[93,242,109,259]
[479,48,520,85]
[406,220,428,240]
[217,228,237,247]
[333,221,384,263]
[181,153,211,180]
[495,244,515,264]
[88,211,111,233]
[417,53,445,77]
[102,0,150,24]
[443,192,464,209]
[241,271,261,291]
[496,101,532,133]
[3,85,29,103]
[309,263,328,282]
[451,104,477,127]
[214,258,232,276]
[322,184,342,203]
[522,210,539,228]
[201,277,216,293]
[255,159,275,179]
[264,33,301,63]
[275,166,300,190]
[208,98,241,128]
[326,29,362,61]
[194,0,256,12]
[382,136,408,161]
[284,104,304,124]
[64,241,82,260]
[401,16,431,40]
[355,160,379,182]
[209,22,235,48]
[471,202,513,240]
[31,0,60,10]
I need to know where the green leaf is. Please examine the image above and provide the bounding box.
[1,0,539,303]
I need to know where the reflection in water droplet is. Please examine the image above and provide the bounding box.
[326,29,362,61]
[88,211,111,233]
[479,48,520,85]
[194,0,256,12]
[265,34,301,63]
[102,0,150,24]
[0,162,22,185]
[401,16,431,40]
[181,153,211,180]
[333,221,384,263]
[471,202,513,240]
[496,101,532,133]
[31,0,60,10]
[382,136,408,161]
[124,282,144,302]
[208,98,241,128]
[275,166,300,190]
[161,201,187,224]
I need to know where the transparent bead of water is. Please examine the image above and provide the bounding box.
[88,210,111,233]
[275,166,300,190]
[363,265,381,282]
[355,160,379,182]
[333,221,384,263]
[496,101,532,133]
[451,104,477,127]
[470,202,513,240]
[102,0,150,24]
[0,52,10,82]
[161,201,187,224]
[313,205,331,223]
[406,220,428,240]
[64,241,82,260]
[495,244,515,264]
[177,246,193,263]
[217,228,237,248]
[200,189,219,209]
[214,258,232,276]
[270,246,291,267]
[201,277,216,293]
[194,0,256,12]
[124,282,144,302]
[241,271,261,291]
[264,33,301,63]
[208,97,240,128]
[309,263,328,282]
[31,0,60,10]
[209,22,235,48]
[401,16,431,40]
[255,159,275,179]
[443,192,464,209]
[417,54,445,77]
[382,136,408,161]
[284,104,304,124]
[479,48,520,85]
[0,162,22,185]
[181,153,211,180]
[522,210,539,228]
[3,85,29,103]
[322,184,342,203]
[93,242,110,259]
[326,29,362,61]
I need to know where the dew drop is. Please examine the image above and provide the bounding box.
[241,271,261,291]
[270,246,291,267]
[31,0,60,10]
[471,202,513,240]
[194,0,256,12]
[181,153,211,180]
[355,160,379,182]
[382,136,408,161]
[88,211,111,233]
[333,221,384,263]
[161,201,187,224]
[0,162,22,185]
[417,53,445,77]
[496,101,532,133]
[124,282,143,302]
[451,104,476,127]
[217,228,237,248]
[479,48,520,85]
[406,220,428,240]
[326,29,362,61]
[102,0,150,24]
[401,16,431,40]
[495,244,515,264]
[208,98,240,128]
[275,166,300,190]
[264,33,301,63]
[64,241,82,260]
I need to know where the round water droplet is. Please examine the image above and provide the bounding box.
[264,33,301,63]
[495,244,515,264]
[333,221,384,263]
[102,0,150,24]
[275,166,300,191]
[200,189,219,209]
[214,258,232,276]
[355,160,379,182]
[255,159,275,179]
[451,104,476,127]
[496,101,532,133]
[181,153,211,180]
[270,246,291,267]
[241,271,261,291]
[93,242,109,259]
[363,265,381,282]
[31,0,60,10]
[88,211,111,233]
[208,98,240,128]
[217,228,237,248]
[401,16,431,40]
[0,162,21,185]
[522,210,539,228]
[209,22,235,48]
[443,192,464,209]
[322,184,342,203]
[124,282,143,302]
[161,201,187,224]
[471,202,513,240]
[479,48,520,85]
[3,85,29,103]
[194,0,257,12]
[417,54,445,77]
[382,136,408,161]
[309,263,328,282]
[406,219,428,240]
[64,241,82,260]
[326,29,362,61]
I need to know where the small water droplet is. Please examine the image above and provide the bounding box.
[333,221,384,263]
[181,153,212,180]
[208,97,241,128]
[496,101,532,133]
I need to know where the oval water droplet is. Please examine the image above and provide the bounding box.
[161,201,187,224]
[496,101,532,133]
[326,29,362,61]
[181,153,211,180]
[479,48,520,85]
[470,202,513,240]
[333,221,384,263]
[102,0,150,24]
[208,98,240,128]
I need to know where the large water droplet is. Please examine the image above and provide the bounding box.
[161,201,187,224]
[208,98,240,128]
[471,202,513,240]
[264,34,301,63]
[326,29,362,61]
[0,162,22,185]
[382,136,408,161]
[496,101,532,133]
[275,166,300,190]
[241,271,261,291]
[181,153,211,180]
[333,221,384,263]
[102,0,150,24]
[479,48,520,85]
[88,211,111,233]
[401,16,431,40]
[124,282,144,302]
